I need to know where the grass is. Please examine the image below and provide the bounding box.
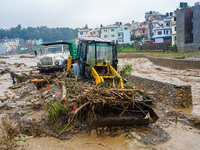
[118,45,139,52]
[118,51,200,59]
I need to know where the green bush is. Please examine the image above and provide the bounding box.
[119,64,132,78]
[169,44,177,52]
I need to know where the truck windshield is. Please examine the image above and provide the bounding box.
[87,43,113,65]
[44,45,69,54]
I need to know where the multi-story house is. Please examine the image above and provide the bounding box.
[132,22,148,39]
[100,25,118,43]
[76,25,100,46]
[117,24,131,44]
[151,14,172,43]
[100,23,132,45]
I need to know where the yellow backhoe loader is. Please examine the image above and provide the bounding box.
[66,37,158,127]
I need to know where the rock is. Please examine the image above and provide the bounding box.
[91,129,98,137]
[0,102,6,109]
[18,111,25,116]
[124,139,143,149]
[131,132,142,141]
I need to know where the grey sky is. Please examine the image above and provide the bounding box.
[0,0,198,29]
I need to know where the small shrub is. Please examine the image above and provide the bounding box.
[47,101,68,124]
[169,44,177,52]
[119,64,132,78]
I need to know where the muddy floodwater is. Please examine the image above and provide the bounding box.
[1,55,200,150]
[119,58,200,117]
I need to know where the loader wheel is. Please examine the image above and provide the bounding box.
[68,67,75,78]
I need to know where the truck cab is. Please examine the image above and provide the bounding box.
[36,41,77,72]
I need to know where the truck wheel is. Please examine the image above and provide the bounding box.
[63,59,68,65]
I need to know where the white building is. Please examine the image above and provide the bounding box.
[171,15,176,46]
[100,23,132,45]
[118,25,131,44]
[100,25,118,43]
[0,44,6,54]
[152,18,172,43]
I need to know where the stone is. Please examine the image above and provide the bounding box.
[124,139,143,149]
[0,102,6,109]
[91,129,98,137]
[131,132,142,141]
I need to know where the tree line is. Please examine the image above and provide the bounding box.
[0,24,78,42]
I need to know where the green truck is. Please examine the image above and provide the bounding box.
[35,41,77,72]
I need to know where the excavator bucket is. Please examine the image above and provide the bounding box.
[87,102,159,127]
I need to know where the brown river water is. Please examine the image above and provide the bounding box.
[1,55,200,150]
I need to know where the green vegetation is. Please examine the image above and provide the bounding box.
[119,64,132,78]
[0,24,78,42]
[118,45,139,52]
[130,35,146,41]
[169,44,177,52]
[47,101,68,124]
[0,61,6,64]
[118,51,200,59]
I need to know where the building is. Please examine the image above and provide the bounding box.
[171,15,177,46]
[145,11,161,21]
[76,25,100,46]
[100,25,118,43]
[132,22,148,39]
[150,13,173,44]
[100,22,132,45]
[176,2,200,52]
[117,24,131,45]
[0,44,5,54]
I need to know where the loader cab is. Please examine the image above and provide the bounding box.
[77,37,118,78]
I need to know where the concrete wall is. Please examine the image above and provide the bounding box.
[193,5,200,44]
[176,9,185,51]
[129,75,192,108]
[176,6,200,52]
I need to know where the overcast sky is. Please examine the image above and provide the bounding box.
[0,0,198,29]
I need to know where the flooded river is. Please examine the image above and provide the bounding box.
[119,58,200,117]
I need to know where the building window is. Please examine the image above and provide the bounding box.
[175,27,176,31]
[93,32,96,34]
[80,32,83,35]
[104,35,107,38]
[157,31,162,35]
[104,30,107,32]
[166,31,169,35]
[111,29,115,32]
[111,35,115,37]
[174,17,176,21]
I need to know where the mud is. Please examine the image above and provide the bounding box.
[1,55,200,150]
[0,114,21,150]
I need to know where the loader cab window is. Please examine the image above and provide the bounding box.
[96,43,113,65]
[87,43,95,65]
[80,42,87,61]
[87,43,113,65]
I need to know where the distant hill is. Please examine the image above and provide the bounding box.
[0,24,78,42]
